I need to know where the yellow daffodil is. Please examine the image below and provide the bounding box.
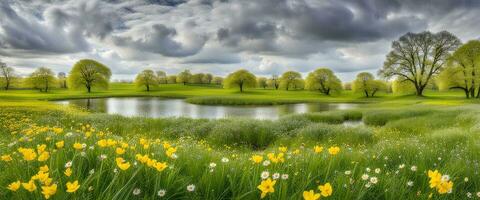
[73,142,84,150]
[251,155,263,164]
[7,181,21,191]
[38,151,50,162]
[115,147,125,155]
[278,146,287,153]
[328,146,340,155]
[64,168,72,177]
[97,139,108,147]
[267,153,285,163]
[66,181,80,193]
[166,147,177,158]
[257,178,276,199]
[153,162,168,172]
[37,144,47,154]
[41,183,57,199]
[116,157,131,170]
[18,148,37,161]
[318,183,333,197]
[1,154,13,162]
[22,180,37,192]
[39,165,49,172]
[303,190,321,200]
[55,141,64,148]
[314,145,323,153]
[428,170,442,188]
[437,181,453,194]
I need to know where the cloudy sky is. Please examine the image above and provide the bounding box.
[0,0,479,81]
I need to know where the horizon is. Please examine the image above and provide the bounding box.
[1,0,480,81]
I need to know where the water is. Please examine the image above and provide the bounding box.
[56,97,361,120]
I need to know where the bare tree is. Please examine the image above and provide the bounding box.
[378,31,461,96]
[0,61,16,90]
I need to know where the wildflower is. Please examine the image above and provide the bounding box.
[318,183,333,197]
[361,174,369,180]
[38,151,50,162]
[314,145,323,153]
[428,170,442,188]
[153,162,168,172]
[64,168,72,177]
[467,192,472,198]
[66,181,80,193]
[73,142,84,150]
[303,190,321,200]
[37,144,47,154]
[407,181,414,187]
[115,148,125,155]
[476,192,480,198]
[187,184,195,192]
[278,146,287,153]
[267,153,285,163]
[133,188,141,195]
[221,157,230,163]
[55,141,64,148]
[370,177,378,184]
[344,170,351,175]
[18,148,37,161]
[272,173,280,180]
[157,189,166,197]
[89,169,95,175]
[281,174,289,180]
[165,147,177,158]
[411,166,417,171]
[97,139,108,147]
[41,184,57,199]
[251,155,263,164]
[262,160,271,166]
[7,181,21,191]
[39,165,49,172]
[100,154,108,160]
[65,161,73,168]
[375,168,381,174]
[261,171,270,179]
[465,177,469,182]
[328,146,340,155]
[1,154,13,162]
[22,180,37,192]
[257,178,276,199]
[116,157,131,170]
[437,181,453,194]
[399,164,405,169]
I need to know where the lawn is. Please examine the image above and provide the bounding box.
[0,84,479,199]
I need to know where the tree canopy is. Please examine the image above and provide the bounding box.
[68,59,112,93]
[156,71,167,84]
[352,72,386,97]
[57,72,67,88]
[305,68,342,95]
[26,67,57,92]
[223,69,256,92]
[135,69,158,91]
[437,40,480,98]
[257,77,268,89]
[0,61,16,90]
[280,71,303,90]
[378,31,461,96]
[269,75,280,90]
[177,70,192,85]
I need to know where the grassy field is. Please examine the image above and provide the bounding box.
[0,84,479,199]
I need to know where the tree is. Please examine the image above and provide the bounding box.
[437,40,480,98]
[352,72,387,97]
[26,67,57,92]
[203,73,213,84]
[58,72,67,88]
[378,31,461,96]
[392,79,415,94]
[305,68,342,95]
[269,75,280,90]
[176,70,192,85]
[0,61,16,90]
[343,82,352,90]
[280,71,302,90]
[135,70,158,91]
[223,69,256,92]
[213,76,223,85]
[156,71,167,84]
[68,59,112,93]
[257,77,268,89]
[190,73,205,84]
[167,75,177,84]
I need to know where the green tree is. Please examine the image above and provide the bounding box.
[167,75,177,84]
[203,73,213,84]
[213,76,223,85]
[68,59,112,93]
[224,69,256,92]
[156,71,167,84]
[269,75,280,90]
[0,61,16,90]
[280,71,302,90]
[352,72,386,97]
[176,70,192,85]
[190,73,205,84]
[392,79,415,94]
[26,67,57,92]
[135,69,158,91]
[305,68,342,95]
[437,40,480,98]
[257,77,268,89]
[58,72,67,88]
[378,31,461,96]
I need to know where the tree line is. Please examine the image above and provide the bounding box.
[1,31,479,98]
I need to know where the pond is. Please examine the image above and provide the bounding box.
[56,97,361,120]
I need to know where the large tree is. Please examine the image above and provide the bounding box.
[269,75,280,90]
[257,77,268,89]
[176,69,192,85]
[305,68,342,95]
[58,72,67,88]
[378,31,461,96]
[156,71,167,84]
[352,72,387,97]
[280,71,302,90]
[203,73,213,84]
[224,69,256,92]
[26,67,57,92]
[190,73,205,84]
[213,76,223,85]
[68,59,111,93]
[135,69,158,91]
[0,61,16,90]
[167,75,177,84]
[437,40,480,98]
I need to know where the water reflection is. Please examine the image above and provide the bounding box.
[57,97,360,120]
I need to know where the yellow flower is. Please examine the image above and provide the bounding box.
[41,183,57,199]
[115,147,125,155]
[257,178,276,199]
[64,168,72,177]
[251,155,263,164]
[267,153,285,163]
[162,141,170,149]
[97,139,108,147]
[166,147,177,158]
[116,157,131,170]
[66,181,80,193]
[303,190,321,200]
[22,180,37,192]
[293,149,301,154]
[428,170,442,188]
[73,142,84,150]
[153,162,168,172]
[1,154,12,162]
[7,181,21,191]
[437,181,453,194]
[52,127,63,134]
[39,165,49,172]
[38,151,50,162]
[314,145,323,153]
[106,139,117,146]
[328,146,340,155]
[55,141,64,148]
[318,183,333,197]
[37,144,47,154]
[278,146,287,153]
[18,148,37,161]
[136,154,150,164]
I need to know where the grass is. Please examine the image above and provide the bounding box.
[0,84,480,199]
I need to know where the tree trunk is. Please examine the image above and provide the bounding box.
[147,84,150,92]
[415,85,424,96]
[239,83,243,92]
[87,85,91,93]
[5,81,9,90]
[364,90,369,97]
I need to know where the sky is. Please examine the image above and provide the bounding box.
[0,0,479,81]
